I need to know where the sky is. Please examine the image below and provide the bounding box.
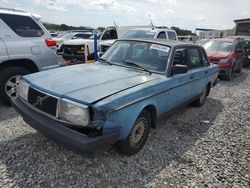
[1,0,250,31]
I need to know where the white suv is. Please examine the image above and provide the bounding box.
[0,8,59,104]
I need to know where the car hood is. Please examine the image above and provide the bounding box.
[24,63,159,105]
[207,51,231,60]
[53,37,64,42]
[64,39,96,45]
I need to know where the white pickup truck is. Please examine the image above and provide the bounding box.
[62,25,163,61]
[99,28,178,55]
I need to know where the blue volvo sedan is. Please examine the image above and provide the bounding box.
[12,39,219,156]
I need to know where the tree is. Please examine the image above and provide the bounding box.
[170,26,196,36]
[60,24,68,31]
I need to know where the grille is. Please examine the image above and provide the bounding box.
[28,87,58,117]
[63,45,83,55]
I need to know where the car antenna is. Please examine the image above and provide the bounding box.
[114,21,118,28]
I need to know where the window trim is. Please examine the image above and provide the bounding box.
[168,46,189,77]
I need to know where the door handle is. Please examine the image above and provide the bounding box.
[205,71,208,74]
[190,75,194,79]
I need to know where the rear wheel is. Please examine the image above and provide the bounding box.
[192,85,209,107]
[0,67,30,105]
[115,110,151,156]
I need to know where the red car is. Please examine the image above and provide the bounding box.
[203,38,244,80]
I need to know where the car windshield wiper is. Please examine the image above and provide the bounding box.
[98,58,112,65]
[123,60,152,75]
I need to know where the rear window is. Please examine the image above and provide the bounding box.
[0,14,44,37]
[121,30,155,39]
[167,31,177,40]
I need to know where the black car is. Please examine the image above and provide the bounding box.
[228,36,250,67]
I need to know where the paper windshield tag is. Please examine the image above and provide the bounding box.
[150,44,170,52]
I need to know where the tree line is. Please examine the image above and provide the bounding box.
[43,23,196,36]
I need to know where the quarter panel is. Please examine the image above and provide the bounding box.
[0,38,8,62]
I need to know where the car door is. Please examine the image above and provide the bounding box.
[187,46,209,97]
[167,47,194,110]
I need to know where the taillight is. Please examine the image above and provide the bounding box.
[45,39,57,47]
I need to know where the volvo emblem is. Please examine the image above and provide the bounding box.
[33,95,49,106]
[36,96,44,105]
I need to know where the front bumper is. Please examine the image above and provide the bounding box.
[11,98,120,153]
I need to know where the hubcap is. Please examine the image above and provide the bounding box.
[5,75,22,98]
[129,117,148,149]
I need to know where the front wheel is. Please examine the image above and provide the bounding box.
[0,67,30,105]
[235,62,242,73]
[115,110,151,156]
[223,68,233,81]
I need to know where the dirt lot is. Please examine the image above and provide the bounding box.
[0,70,249,188]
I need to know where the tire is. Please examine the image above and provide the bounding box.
[0,67,30,105]
[115,110,151,156]
[223,68,233,81]
[235,62,242,73]
[192,85,209,107]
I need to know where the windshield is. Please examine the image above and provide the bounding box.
[204,41,233,52]
[121,30,155,39]
[100,41,170,73]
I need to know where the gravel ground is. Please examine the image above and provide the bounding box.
[0,69,249,188]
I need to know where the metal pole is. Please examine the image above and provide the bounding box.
[84,43,88,63]
[94,31,98,61]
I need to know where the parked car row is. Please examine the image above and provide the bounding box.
[61,25,178,62]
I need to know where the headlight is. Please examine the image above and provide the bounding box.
[58,99,90,126]
[219,58,229,64]
[17,79,29,101]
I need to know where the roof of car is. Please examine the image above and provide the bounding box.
[0,7,41,20]
[126,28,176,33]
[116,38,201,48]
[227,35,250,39]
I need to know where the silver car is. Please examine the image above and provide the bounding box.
[0,8,59,104]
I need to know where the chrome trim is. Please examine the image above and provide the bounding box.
[28,86,60,118]
[61,98,89,109]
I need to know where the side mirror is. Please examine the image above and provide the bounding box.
[236,49,243,53]
[72,36,78,39]
[171,64,188,75]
